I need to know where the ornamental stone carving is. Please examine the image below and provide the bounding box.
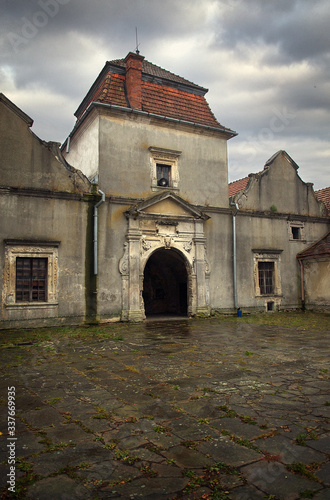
[119,242,129,275]
[183,240,193,253]
[141,238,151,253]
[163,235,172,249]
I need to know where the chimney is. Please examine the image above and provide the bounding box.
[124,52,144,110]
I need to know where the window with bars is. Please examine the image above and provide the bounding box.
[16,257,47,302]
[258,261,275,295]
[156,163,171,187]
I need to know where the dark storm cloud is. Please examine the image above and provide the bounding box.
[1,0,204,95]
[2,0,202,49]
[0,0,329,188]
[216,0,330,64]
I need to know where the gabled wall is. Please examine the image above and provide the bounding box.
[235,151,326,217]
[230,151,329,312]
[0,95,94,329]
[0,95,90,193]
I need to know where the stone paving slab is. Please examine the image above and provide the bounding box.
[0,317,329,499]
[241,460,323,499]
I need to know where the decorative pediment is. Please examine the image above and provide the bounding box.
[126,191,209,220]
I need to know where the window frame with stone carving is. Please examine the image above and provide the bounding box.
[149,147,181,191]
[253,250,283,298]
[3,240,59,307]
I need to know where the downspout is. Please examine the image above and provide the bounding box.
[298,258,305,311]
[229,199,239,310]
[94,190,105,275]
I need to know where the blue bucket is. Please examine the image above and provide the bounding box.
[237,309,242,318]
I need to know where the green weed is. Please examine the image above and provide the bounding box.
[153,424,170,433]
[45,397,62,405]
[286,462,320,482]
[114,449,140,465]
[140,465,158,477]
[181,440,198,449]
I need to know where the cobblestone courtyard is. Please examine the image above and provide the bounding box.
[0,314,329,499]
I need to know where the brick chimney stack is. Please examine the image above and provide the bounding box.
[124,52,145,110]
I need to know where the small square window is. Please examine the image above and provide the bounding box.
[149,147,181,191]
[291,226,300,240]
[288,222,304,241]
[157,163,171,187]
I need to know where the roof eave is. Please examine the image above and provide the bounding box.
[64,101,237,148]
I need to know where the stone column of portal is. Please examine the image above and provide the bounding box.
[193,220,210,316]
[127,218,144,321]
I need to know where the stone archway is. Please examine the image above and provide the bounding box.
[119,191,211,321]
[143,248,188,317]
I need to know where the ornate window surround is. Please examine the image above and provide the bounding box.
[3,240,59,308]
[252,249,283,298]
[149,146,181,191]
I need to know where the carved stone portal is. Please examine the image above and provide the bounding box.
[119,191,211,321]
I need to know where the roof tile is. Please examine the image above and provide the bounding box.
[297,231,330,259]
[315,187,330,212]
[75,54,236,135]
[228,177,249,197]
[110,58,206,91]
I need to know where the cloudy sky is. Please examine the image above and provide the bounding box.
[1,0,329,189]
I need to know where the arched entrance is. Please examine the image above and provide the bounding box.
[143,249,188,317]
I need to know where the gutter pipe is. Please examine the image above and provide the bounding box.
[229,199,239,310]
[93,190,105,275]
[298,258,305,310]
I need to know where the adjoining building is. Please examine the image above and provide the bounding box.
[1,53,329,328]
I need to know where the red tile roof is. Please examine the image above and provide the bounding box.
[141,81,221,128]
[111,58,206,92]
[297,231,330,259]
[74,55,236,136]
[93,73,127,108]
[315,187,330,212]
[228,177,249,197]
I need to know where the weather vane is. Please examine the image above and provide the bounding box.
[135,27,140,55]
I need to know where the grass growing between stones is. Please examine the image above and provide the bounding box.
[215,311,330,332]
[182,462,243,499]
[286,462,322,483]
[1,312,329,499]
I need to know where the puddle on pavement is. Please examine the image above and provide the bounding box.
[144,319,192,339]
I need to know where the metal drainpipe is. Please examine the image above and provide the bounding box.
[94,190,105,275]
[298,258,305,310]
[229,199,239,310]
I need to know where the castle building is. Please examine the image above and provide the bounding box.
[0,53,329,328]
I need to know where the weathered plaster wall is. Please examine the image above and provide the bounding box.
[0,96,93,328]
[233,214,329,310]
[64,110,100,181]
[237,154,325,217]
[0,100,89,193]
[0,194,90,328]
[96,110,229,207]
[204,211,234,310]
[303,259,330,308]
[96,201,128,320]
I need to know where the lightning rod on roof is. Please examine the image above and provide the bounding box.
[135,27,140,55]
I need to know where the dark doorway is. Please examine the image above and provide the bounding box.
[143,249,188,317]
